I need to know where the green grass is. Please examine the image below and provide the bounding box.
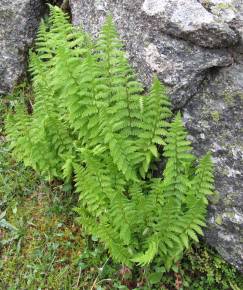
[0,123,83,288]
[0,89,243,289]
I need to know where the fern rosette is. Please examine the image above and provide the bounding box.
[6,6,214,270]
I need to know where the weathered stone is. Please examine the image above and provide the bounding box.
[70,0,243,271]
[0,0,45,94]
[70,0,232,108]
[142,0,238,48]
[200,0,243,54]
[184,64,243,271]
[199,0,242,23]
[200,0,238,22]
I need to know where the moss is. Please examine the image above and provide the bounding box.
[180,243,243,290]
[223,191,238,206]
[211,111,220,122]
[223,92,234,105]
[236,91,243,101]
[201,1,236,13]
[224,198,232,206]
[223,90,243,105]
[215,3,236,12]
[210,190,220,205]
[215,215,223,225]
[224,212,236,219]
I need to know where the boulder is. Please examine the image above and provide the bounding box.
[185,1,243,271]
[199,0,240,22]
[70,0,243,271]
[0,0,45,94]
[142,0,238,48]
[184,64,243,270]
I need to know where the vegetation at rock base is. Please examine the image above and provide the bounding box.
[5,6,215,270]
[0,102,242,289]
[0,5,242,290]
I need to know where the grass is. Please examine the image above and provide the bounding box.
[1,89,243,289]
[0,134,82,288]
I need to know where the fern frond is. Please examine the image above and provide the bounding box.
[97,17,143,138]
[95,16,145,177]
[74,152,113,217]
[191,153,214,201]
[132,235,159,266]
[163,113,194,207]
[5,104,32,167]
[139,76,172,177]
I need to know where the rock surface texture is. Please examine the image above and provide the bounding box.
[0,0,45,94]
[70,0,243,270]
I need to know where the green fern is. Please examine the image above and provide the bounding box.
[138,76,172,177]
[6,103,32,167]
[6,6,214,270]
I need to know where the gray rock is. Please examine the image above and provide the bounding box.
[0,0,45,94]
[142,0,238,48]
[70,0,243,271]
[199,0,238,22]
[201,0,243,53]
[184,64,243,271]
[70,0,233,108]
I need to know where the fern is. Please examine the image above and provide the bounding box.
[95,16,145,180]
[6,104,32,167]
[163,113,194,208]
[138,76,172,177]
[6,6,214,270]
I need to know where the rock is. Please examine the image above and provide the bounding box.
[70,0,232,108]
[0,0,45,94]
[201,0,243,53]
[184,64,243,271]
[142,0,238,48]
[199,0,238,23]
[70,0,243,270]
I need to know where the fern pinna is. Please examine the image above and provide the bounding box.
[6,6,214,270]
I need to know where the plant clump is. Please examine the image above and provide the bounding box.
[6,6,214,270]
